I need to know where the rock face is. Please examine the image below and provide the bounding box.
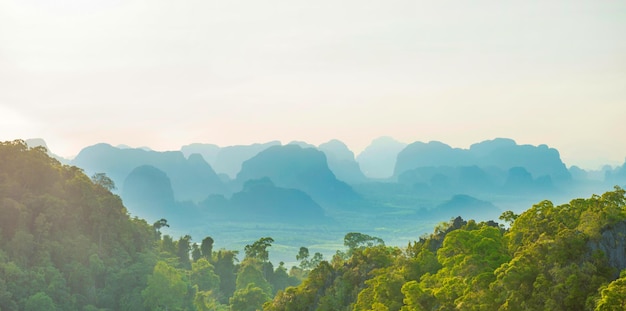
[318,139,367,184]
[587,221,626,279]
[356,136,406,179]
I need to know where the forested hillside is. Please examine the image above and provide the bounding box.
[0,140,302,310]
[266,187,626,311]
[2,139,626,311]
[0,140,157,310]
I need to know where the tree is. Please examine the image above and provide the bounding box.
[153,219,169,239]
[244,237,274,262]
[344,232,384,255]
[91,173,116,191]
[191,258,220,292]
[236,260,273,296]
[194,290,227,311]
[297,247,310,267]
[201,237,214,260]
[595,270,626,310]
[142,261,187,311]
[499,210,519,226]
[192,243,202,262]
[296,247,323,271]
[177,235,192,269]
[24,292,56,311]
[214,249,238,304]
[230,284,271,311]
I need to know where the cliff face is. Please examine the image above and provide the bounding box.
[588,221,626,278]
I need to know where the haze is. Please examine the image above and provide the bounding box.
[1,0,625,169]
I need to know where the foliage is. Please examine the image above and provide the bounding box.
[141,261,188,311]
[3,140,626,311]
[264,187,626,311]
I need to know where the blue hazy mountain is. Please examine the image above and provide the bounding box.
[72,143,227,202]
[287,140,317,149]
[394,138,571,183]
[318,139,367,184]
[469,138,571,182]
[427,194,501,221]
[180,143,221,165]
[199,177,327,224]
[212,141,280,178]
[398,165,502,195]
[356,136,407,179]
[235,144,361,208]
[121,165,176,222]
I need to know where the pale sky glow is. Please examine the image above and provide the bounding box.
[1,0,625,169]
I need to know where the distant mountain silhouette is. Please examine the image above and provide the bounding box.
[212,141,280,178]
[180,143,221,165]
[25,138,69,164]
[200,177,326,223]
[469,138,571,182]
[318,139,367,184]
[399,165,500,195]
[288,141,317,149]
[72,143,227,202]
[235,144,360,208]
[605,159,626,187]
[356,136,406,179]
[429,194,501,221]
[394,138,571,183]
[122,165,176,222]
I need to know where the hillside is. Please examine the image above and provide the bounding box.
[2,139,626,311]
[265,187,626,311]
[0,140,157,310]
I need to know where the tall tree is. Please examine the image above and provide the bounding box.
[142,261,188,311]
[244,237,274,262]
[200,236,214,260]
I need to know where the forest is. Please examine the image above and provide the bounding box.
[1,140,626,310]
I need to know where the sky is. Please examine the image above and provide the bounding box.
[1,0,625,169]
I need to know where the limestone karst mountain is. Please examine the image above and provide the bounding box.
[356,136,406,179]
[318,139,367,184]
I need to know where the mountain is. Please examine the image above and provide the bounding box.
[121,165,177,222]
[394,141,473,176]
[180,143,221,165]
[72,143,227,202]
[429,194,501,220]
[287,141,317,149]
[398,165,502,195]
[235,144,360,208]
[199,178,327,224]
[469,138,571,182]
[212,141,280,178]
[25,138,69,164]
[356,136,406,179]
[394,138,571,183]
[318,139,367,184]
[0,140,158,311]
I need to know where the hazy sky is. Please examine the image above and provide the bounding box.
[1,0,625,169]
